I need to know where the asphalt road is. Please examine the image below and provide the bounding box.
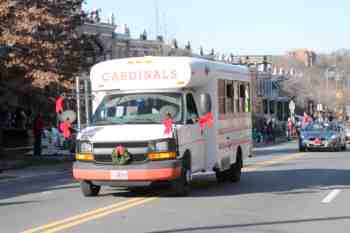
[1,141,350,233]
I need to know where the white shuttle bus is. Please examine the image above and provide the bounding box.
[73,56,252,196]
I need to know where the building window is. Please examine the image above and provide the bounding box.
[263,99,268,114]
[269,100,275,114]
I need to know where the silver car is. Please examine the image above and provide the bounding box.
[299,122,347,152]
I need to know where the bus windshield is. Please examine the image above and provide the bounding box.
[92,93,183,125]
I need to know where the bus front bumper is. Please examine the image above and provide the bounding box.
[73,160,182,186]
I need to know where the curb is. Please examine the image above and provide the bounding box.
[253,139,291,148]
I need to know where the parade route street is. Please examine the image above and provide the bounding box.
[1,141,350,233]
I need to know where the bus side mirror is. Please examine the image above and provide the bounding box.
[199,93,212,115]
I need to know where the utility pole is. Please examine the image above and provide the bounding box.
[155,0,160,38]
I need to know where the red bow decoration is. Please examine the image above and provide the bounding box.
[59,121,71,139]
[55,96,64,113]
[116,146,125,157]
[199,112,213,130]
[163,118,173,135]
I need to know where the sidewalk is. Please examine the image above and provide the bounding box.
[0,160,72,182]
[0,143,74,182]
[253,136,292,148]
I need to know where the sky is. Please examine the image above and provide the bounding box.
[84,0,350,55]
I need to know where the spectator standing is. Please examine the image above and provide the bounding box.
[287,118,293,140]
[302,112,312,129]
[267,121,275,144]
[33,112,44,156]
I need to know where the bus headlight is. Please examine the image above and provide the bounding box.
[79,141,93,153]
[148,152,177,161]
[148,139,176,152]
[147,139,177,161]
[75,153,94,161]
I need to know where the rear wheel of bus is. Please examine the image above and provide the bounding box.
[215,149,242,183]
[80,181,101,197]
[227,153,242,182]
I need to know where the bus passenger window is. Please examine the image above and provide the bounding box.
[245,84,251,112]
[240,83,245,113]
[225,81,233,113]
[218,80,225,114]
[234,81,239,113]
[186,93,199,124]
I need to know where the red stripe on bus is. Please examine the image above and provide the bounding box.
[73,167,181,181]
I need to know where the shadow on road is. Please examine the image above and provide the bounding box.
[0,200,40,207]
[2,168,350,200]
[188,168,350,197]
[97,168,350,198]
[144,216,350,233]
[0,174,78,200]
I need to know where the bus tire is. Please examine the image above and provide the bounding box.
[341,143,346,151]
[171,157,191,196]
[80,181,101,197]
[228,154,242,183]
[215,170,227,183]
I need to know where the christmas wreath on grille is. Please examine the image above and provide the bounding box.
[112,146,131,165]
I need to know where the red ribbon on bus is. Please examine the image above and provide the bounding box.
[163,118,173,135]
[199,112,213,130]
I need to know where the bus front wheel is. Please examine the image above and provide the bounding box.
[80,181,101,197]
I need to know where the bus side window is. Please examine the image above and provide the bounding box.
[186,93,199,124]
[234,81,239,113]
[245,83,251,112]
[239,83,245,112]
[225,80,234,113]
[218,80,225,114]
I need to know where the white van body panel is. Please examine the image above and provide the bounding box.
[81,56,252,174]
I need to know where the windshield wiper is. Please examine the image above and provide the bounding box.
[91,120,123,126]
[122,118,160,124]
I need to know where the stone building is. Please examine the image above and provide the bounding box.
[287,49,317,67]
[77,22,191,65]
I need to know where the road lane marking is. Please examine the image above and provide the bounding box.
[21,197,145,233]
[22,152,306,233]
[44,197,158,233]
[321,189,341,203]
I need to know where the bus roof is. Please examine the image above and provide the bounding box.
[90,56,250,92]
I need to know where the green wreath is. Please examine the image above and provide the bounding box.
[111,146,131,165]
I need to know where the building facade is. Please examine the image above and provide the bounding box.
[287,49,317,67]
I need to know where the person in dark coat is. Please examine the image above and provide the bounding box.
[33,112,44,156]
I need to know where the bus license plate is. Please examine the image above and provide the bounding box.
[110,170,128,180]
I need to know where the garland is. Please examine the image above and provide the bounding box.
[111,146,131,165]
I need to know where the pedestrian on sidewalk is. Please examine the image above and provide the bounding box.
[33,112,44,156]
[262,120,268,144]
[268,121,275,144]
[287,118,293,140]
[302,112,312,129]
